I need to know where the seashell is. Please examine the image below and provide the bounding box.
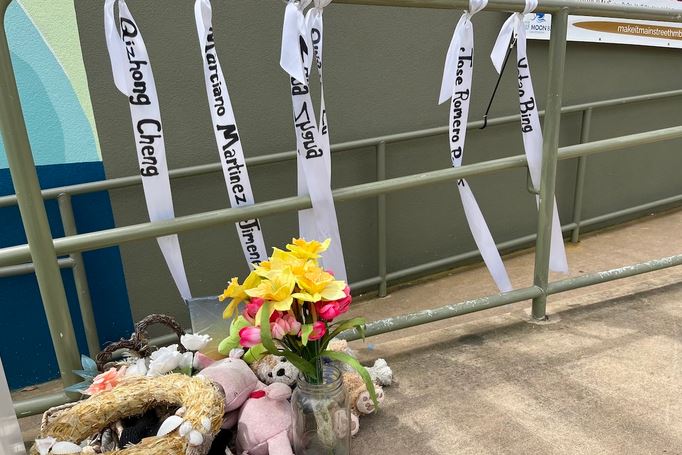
[175,407,186,416]
[156,415,184,437]
[51,441,83,453]
[201,416,211,432]
[188,430,204,447]
[179,421,193,437]
[34,437,56,455]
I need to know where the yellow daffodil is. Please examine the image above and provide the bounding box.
[254,248,307,277]
[246,268,297,322]
[286,238,331,260]
[219,271,261,319]
[293,265,347,302]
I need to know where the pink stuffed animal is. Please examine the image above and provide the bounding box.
[236,382,294,455]
[197,352,260,429]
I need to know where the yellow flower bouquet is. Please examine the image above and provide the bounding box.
[217,238,377,402]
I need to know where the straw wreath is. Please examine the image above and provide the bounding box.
[31,373,225,455]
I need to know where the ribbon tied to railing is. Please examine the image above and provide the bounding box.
[438,0,513,292]
[280,0,347,282]
[104,0,192,300]
[194,0,269,266]
[491,0,569,273]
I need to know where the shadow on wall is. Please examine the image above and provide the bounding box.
[0,2,133,389]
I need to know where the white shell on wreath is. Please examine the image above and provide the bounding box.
[188,430,204,447]
[51,441,83,453]
[156,415,184,437]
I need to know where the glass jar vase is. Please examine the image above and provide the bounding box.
[291,365,351,455]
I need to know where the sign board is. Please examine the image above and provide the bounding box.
[524,0,682,48]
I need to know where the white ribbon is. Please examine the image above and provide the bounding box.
[491,0,569,273]
[104,0,192,299]
[194,0,268,266]
[0,357,25,455]
[438,0,512,293]
[281,0,347,281]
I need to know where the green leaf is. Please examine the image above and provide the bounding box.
[80,355,98,373]
[300,324,313,346]
[325,317,367,345]
[259,302,317,377]
[321,350,379,409]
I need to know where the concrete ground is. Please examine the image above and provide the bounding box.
[347,208,682,454]
[14,208,682,454]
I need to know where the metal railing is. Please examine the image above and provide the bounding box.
[2,0,682,417]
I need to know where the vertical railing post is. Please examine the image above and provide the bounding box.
[531,7,570,321]
[0,1,80,385]
[571,108,592,243]
[58,193,100,357]
[377,141,388,297]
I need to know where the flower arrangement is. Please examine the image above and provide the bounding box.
[218,238,377,404]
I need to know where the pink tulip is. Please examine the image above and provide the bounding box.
[271,320,286,340]
[239,326,262,348]
[282,314,302,336]
[308,321,327,341]
[243,298,265,323]
[316,286,352,321]
[270,314,302,340]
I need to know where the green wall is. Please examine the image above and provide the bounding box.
[73,1,682,327]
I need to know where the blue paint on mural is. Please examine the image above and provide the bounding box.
[0,3,99,169]
[0,162,133,389]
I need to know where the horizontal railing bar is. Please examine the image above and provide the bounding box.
[0,257,73,278]
[13,393,71,418]
[1,125,681,268]
[548,254,682,295]
[1,89,680,209]
[334,0,682,22]
[559,126,682,160]
[580,194,682,229]
[342,285,545,340]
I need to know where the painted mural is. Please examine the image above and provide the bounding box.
[0,1,132,389]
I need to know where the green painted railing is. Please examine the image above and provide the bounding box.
[2,0,682,418]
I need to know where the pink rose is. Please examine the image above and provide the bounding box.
[309,321,327,341]
[239,326,262,348]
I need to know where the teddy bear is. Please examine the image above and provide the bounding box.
[326,339,394,387]
[341,371,385,436]
[249,355,299,387]
[196,351,295,455]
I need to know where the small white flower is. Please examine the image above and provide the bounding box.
[147,344,182,376]
[125,358,148,377]
[180,333,211,352]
